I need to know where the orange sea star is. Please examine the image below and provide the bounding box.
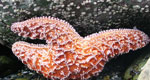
[11,16,150,80]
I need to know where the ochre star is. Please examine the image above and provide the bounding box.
[11,16,150,80]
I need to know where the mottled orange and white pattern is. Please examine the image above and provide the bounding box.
[11,16,149,80]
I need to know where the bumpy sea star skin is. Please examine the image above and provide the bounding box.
[11,16,150,80]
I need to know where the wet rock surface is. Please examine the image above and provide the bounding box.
[124,45,150,80]
[0,67,47,80]
[138,57,150,80]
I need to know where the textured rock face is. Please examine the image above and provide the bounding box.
[0,0,150,47]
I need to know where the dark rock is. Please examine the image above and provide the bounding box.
[124,45,150,80]
[0,44,23,77]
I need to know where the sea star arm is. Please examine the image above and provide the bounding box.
[12,41,54,78]
[65,29,150,79]
[11,16,82,44]
[81,29,150,60]
[12,41,74,79]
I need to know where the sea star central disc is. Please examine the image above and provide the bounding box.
[11,16,149,80]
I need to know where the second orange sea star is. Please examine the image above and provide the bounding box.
[11,16,150,80]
